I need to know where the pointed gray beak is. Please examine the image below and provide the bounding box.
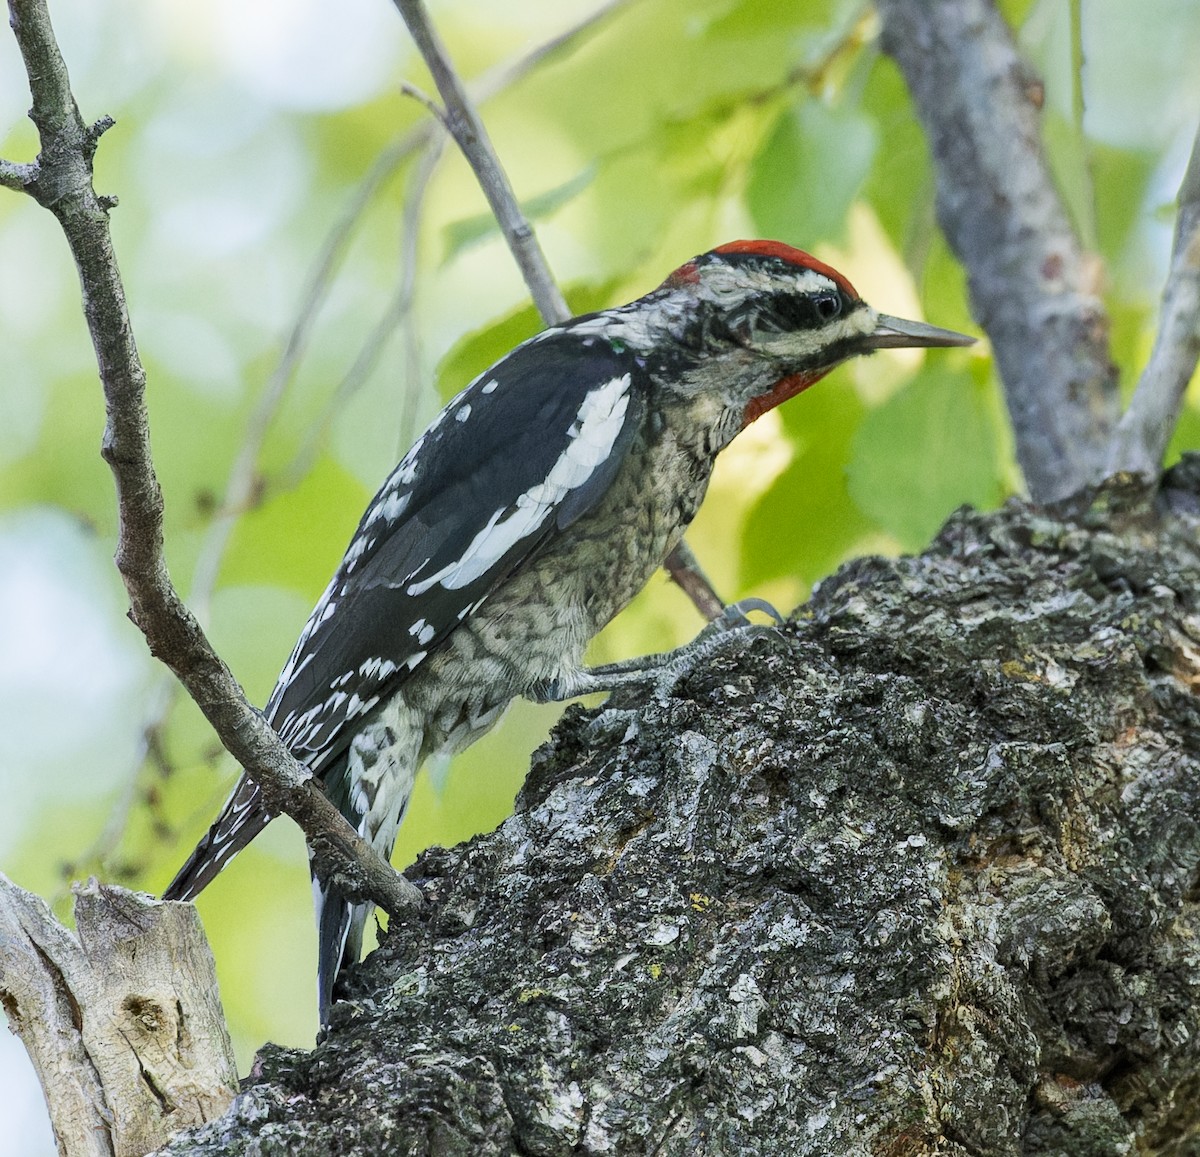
[865,314,976,350]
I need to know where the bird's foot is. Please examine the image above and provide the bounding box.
[532,598,784,703]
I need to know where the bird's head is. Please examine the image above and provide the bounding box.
[636,239,973,430]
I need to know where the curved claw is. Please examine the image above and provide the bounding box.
[715,597,785,631]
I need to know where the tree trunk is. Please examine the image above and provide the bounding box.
[147,459,1200,1157]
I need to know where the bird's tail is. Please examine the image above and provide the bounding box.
[314,878,371,1025]
[312,743,417,1024]
[163,776,272,901]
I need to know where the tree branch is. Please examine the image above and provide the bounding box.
[876,0,1120,502]
[1,0,419,919]
[0,156,35,188]
[1105,122,1200,477]
[390,0,725,616]
[390,0,570,326]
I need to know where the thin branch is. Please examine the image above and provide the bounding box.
[1106,123,1200,478]
[390,0,570,325]
[664,540,724,623]
[4,0,419,919]
[282,134,446,488]
[399,81,450,127]
[875,0,1120,502]
[57,679,177,888]
[397,135,443,450]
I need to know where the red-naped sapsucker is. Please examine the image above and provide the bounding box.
[164,240,973,1021]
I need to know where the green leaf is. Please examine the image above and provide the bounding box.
[442,165,597,261]
[221,454,369,600]
[847,366,1005,551]
[747,100,877,245]
[860,55,933,258]
[1166,382,1200,462]
[740,381,872,589]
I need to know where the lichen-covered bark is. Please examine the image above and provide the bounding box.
[158,459,1200,1156]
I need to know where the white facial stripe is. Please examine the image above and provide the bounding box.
[694,262,840,305]
[406,374,631,595]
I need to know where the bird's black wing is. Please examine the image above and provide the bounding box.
[264,327,646,774]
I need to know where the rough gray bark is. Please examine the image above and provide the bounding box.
[153,457,1200,1156]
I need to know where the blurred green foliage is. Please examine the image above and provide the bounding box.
[1,0,1198,1082]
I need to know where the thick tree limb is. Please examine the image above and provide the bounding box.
[0,875,237,1157]
[876,0,1120,502]
[0,0,419,918]
[1106,122,1200,478]
[153,461,1200,1155]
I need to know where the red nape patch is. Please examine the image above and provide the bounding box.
[743,367,833,426]
[660,260,701,290]
[713,240,859,299]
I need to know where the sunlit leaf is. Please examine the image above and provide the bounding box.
[221,454,370,599]
[847,365,1005,551]
[740,381,872,588]
[748,101,878,244]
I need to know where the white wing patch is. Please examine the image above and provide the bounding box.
[405,374,632,596]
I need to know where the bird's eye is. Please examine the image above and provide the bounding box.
[815,293,841,321]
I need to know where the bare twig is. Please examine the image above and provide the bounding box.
[664,540,724,623]
[2,0,419,919]
[876,0,1119,502]
[397,136,444,449]
[1106,123,1200,478]
[485,0,637,89]
[281,134,445,487]
[399,80,450,127]
[390,0,570,325]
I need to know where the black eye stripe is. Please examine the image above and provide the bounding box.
[759,289,844,330]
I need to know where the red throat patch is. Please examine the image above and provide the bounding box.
[743,367,833,427]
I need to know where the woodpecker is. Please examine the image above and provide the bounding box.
[164,240,972,1021]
